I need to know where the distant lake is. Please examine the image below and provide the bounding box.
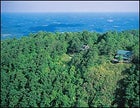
[1,12,139,39]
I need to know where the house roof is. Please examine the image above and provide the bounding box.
[117,50,132,56]
[80,45,89,51]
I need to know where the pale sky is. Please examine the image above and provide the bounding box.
[1,1,139,13]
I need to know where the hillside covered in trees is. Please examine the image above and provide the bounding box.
[1,30,139,107]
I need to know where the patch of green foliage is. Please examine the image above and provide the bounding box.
[1,30,139,107]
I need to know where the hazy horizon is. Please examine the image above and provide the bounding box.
[1,1,139,13]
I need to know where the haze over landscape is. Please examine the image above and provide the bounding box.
[1,1,139,13]
[1,1,139,39]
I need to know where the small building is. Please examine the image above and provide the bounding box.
[80,45,89,51]
[113,50,133,63]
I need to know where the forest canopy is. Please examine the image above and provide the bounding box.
[1,30,139,107]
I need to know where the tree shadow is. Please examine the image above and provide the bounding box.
[111,68,129,107]
[111,78,126,107]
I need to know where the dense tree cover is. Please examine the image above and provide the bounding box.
[113,64,139,107]
[1,30,139,107]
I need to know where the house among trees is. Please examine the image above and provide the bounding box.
[113,50,133,63]
[80,44,89,51]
